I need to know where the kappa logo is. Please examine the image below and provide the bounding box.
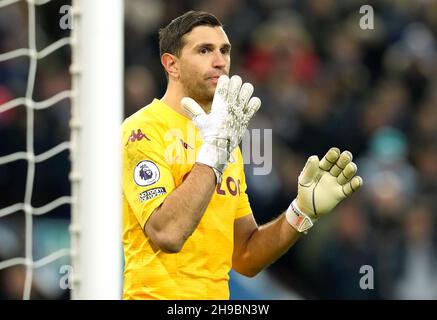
[125,129,151,146]
[134,160,160,186]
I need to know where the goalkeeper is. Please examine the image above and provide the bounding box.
[121,11,362,299]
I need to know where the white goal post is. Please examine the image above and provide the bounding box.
[70,0,123,299]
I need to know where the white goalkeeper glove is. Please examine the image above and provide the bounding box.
[228,80,261,151]
[286,147,363,233]
[181,75,260,183]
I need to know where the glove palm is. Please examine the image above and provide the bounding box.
[297,147,363,221]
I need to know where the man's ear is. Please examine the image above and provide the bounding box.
[161,53,179,79]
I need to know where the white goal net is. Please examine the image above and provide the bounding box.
[0,0,123,299]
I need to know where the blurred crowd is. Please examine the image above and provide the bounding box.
[1,0,437,299]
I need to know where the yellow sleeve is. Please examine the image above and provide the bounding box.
[235,149,252,219]
[122,124,175,229]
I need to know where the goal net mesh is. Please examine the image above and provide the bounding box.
[0,0,72,299]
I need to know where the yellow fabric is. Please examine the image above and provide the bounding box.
[122,99,252,299]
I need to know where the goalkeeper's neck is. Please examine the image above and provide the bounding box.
[161,82,212,117]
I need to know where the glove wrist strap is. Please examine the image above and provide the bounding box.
[196,143,229,184]
[285,199,314,234]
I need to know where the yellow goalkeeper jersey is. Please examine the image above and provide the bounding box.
[122,98,252,300]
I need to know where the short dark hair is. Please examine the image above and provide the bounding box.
[159,11,223,58]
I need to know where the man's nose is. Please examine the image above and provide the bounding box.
[212,50,227,68]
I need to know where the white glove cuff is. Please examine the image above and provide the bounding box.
[285,199,314,234]
[196,143,230,184]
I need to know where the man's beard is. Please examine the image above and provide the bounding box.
[180,73,214,110]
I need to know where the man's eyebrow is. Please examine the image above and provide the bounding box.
[222,43,232,51]
[194,43,232,50]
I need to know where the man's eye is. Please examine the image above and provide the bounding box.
[200,47,210,54]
